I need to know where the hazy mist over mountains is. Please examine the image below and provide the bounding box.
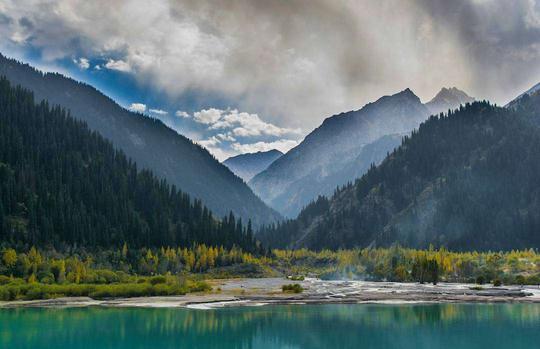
[1,0,540,254]
[223,150,283,182]
[260,85,540,250]
[2,3,540,344]
[249,87,474,217]
[4,51,538,253]
[425,87,475,115]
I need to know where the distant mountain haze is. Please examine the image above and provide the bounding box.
[260,90,540,251]
[0,53,280,227]
[250,87,474,218]
[223,150,283,182]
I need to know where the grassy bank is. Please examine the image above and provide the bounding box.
[1,245,540,301]
[0,276,210,301]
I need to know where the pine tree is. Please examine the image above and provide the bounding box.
[0,78,261,252]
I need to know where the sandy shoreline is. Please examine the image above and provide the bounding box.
[1,278,539,309]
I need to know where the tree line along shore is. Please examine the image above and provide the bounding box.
[0,245,539,301]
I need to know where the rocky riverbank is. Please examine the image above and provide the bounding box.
[1,278,539,309]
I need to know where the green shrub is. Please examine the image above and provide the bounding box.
[0,275,11,285]
[0,287,10,301]
[282,283,303,293]
[288,275,305,281]
[525,275,540,285]
[94,270,120,284]
[475,276,485,285]
[149,276,167,285]
[515,275,526,285]
[25,286,48,300]
[115,271,130,283]
[493,279,502,287]
[40,273,55,284]
[189,280,211,293]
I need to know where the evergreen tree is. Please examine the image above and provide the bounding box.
[262,100,540,251]
[0,77,260,252]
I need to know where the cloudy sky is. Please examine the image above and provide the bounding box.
[1,0,540,160]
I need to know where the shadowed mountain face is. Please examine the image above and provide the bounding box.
[259,91,540,251]
[0,54,280,227]
[249,87,474,218]
[223,150,283,182]
[506,82,540,109]
[249,89,429,217]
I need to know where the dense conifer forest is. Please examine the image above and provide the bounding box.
[0,53,281,228]
[260,100,540,251]
[0,77,260,252]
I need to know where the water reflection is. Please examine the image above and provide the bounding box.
[1,304,539,349]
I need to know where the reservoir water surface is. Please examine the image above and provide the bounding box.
[1,303,539,348]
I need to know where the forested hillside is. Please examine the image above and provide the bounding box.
[260,99,540,251]
[0,78,260,252]
[0,54,280,227]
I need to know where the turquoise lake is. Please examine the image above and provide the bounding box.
[1,303,539,348]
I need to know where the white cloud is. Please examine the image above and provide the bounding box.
[175,110,190,118]
[128,103,147,113]
[149,108,168,115]
[3,0,540,129]
[201,146,234,162]
[216,133,236,142]
[198,136,220,148]
[231,139,298,154]
[193,108,300,138]
[197,135,236,160]
[187,107,301,160]
[104,59,131,72]
[73,57,89,69]
[193,108,223,124]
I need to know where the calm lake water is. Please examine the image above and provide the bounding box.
[1,303,539,348]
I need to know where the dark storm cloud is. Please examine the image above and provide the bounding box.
[1,0,539,129]
[414,0,540,102]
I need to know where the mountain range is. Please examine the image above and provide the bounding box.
[250,87,474,218]
[223,150,283,182]
[0,53,280,227]
[259,87,540,251]
[0,77,260,251]
[3,52,539,253]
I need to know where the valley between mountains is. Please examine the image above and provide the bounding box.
[1,54,540,304]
